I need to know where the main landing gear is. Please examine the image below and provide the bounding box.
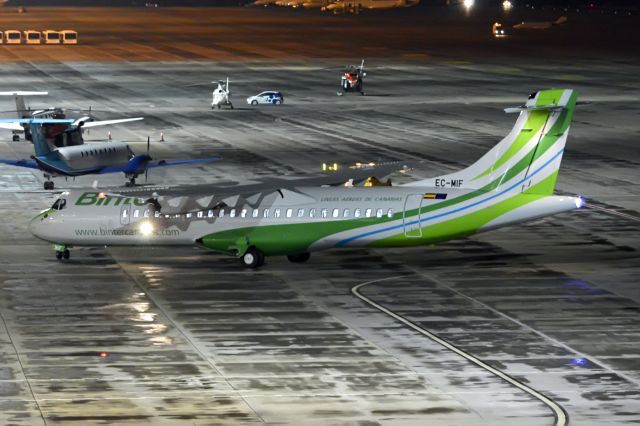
[125,177,136,187]
[44,181,55,190]
[54,244,70,261]
[240,248,312,269]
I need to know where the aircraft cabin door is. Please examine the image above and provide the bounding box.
[120,204,131,226]
[403,194,422,238]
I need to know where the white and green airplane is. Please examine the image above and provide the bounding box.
[29,89,584,267]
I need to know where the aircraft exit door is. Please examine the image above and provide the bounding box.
[403,194,422,237]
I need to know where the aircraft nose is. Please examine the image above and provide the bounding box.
[29,211,52,241]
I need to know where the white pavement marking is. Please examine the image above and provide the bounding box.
[585,203,640,223]
[352,275,569,426]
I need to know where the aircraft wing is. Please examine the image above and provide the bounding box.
[0,122,25,131]
[97,156,221,175]
[0,91,49,96]
[0,158,40,169]
[0,118,75,124]
[145,158,221,169]
[77,117,144,128]
[103,160,414,199]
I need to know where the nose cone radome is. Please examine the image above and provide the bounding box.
[29,211,53,242]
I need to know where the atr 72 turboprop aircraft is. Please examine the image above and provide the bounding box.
[30,89,584,267]
[0,119,219,189]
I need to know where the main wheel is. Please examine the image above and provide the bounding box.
[63,249,70,260]
[287,253,310,263]
[55,251,63,260]
[251,100,258,106]
[241,247,264,268]
[12,134,20,142]
[275,99,282,105]
[44,181,54,190]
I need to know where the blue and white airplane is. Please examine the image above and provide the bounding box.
[0,119,219,190]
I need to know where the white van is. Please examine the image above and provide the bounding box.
[42,30,61,44]
[4,30,22,44]
[60,30,78,45]
[24,30,41,44]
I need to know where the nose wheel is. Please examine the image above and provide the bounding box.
[241,247,265,268]
[54,245,70,261]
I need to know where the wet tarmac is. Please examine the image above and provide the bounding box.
[0,9,639,425]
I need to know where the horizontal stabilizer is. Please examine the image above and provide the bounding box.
[504,104,565,113]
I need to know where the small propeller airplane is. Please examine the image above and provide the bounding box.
[0,91,143,142]
[0,119,220,190]
[29,89,585,267]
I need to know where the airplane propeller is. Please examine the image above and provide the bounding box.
[145,136,150,183]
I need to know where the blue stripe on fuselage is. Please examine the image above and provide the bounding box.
[335,149,565,247]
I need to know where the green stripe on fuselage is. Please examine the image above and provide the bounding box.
[370,172,557,248]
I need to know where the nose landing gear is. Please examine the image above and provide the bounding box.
[241,247,265,268]
[54,244,70,260]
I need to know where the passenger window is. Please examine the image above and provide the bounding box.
[154,211,161,218]
[309,208,316,218]
[186,212,192,219]
[387,208,394,218]
[207,210,214,218]
[143,209,150,218]
[219,209,225,218]
[122,209,129,219]
[274,208,281,218]
[230,209,236,218]
[343,208,350,218]
[133,209,140,218]
[286,208,293,218]
[332,208,339,218]
[354,208,361,218]
[376,208,383,218]
[297,208,304,218]
[321,209,328,218]
[51,199,61,210]
[263,209,270,218]
[197,211,203,218]
[365,208,372,218]
[252,209,259,218]
[241,209,247,218]
[59,199,66,210]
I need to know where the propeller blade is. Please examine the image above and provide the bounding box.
[145,136,150,182]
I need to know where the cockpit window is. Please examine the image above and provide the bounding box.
[51,198,66,210]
